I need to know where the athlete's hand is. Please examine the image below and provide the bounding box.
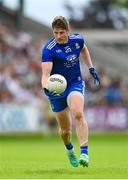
[89,67,100,86]
[43,88,59,97]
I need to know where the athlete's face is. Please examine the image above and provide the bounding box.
[53,28,69,44]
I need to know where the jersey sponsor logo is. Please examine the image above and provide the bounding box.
[66,54,77,61]
[64,54,78,67]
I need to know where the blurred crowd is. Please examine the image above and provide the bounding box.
[84,68,128,107]
[0,23,128,108]
[0,23,44,106]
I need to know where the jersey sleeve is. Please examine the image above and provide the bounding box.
[41,48,53,62]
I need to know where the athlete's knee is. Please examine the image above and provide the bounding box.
[72,110,83,121]
[59,129,71,137]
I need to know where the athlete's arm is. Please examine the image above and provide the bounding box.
[80,44,93,67]
[80,44,100,85]
[41,62,53,88]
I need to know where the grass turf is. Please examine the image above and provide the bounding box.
[0,132,128,179]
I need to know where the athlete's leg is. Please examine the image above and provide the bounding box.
[67,92,89,167]
[55,108,78,167]
[55,108,71,145]
[67,92,88,146]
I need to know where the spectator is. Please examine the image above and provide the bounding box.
[104,77,123,105]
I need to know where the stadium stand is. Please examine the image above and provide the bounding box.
[0,3,52,37]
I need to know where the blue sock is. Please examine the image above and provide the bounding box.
[65,143,73,150]
[80,146,88,155]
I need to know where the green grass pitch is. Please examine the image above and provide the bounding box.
[0,132,128,179]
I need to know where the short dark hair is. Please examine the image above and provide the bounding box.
[52,16,69,30]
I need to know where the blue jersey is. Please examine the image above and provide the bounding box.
[41,34,85,86]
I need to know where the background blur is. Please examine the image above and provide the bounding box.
[0,0,128,134]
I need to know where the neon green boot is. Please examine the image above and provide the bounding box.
[79,154,89,167]
[66,148,79,167]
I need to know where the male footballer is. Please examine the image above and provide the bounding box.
[41,16,100,167]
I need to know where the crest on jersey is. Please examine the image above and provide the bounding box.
[75,43,80,49]
[65,46,72,53]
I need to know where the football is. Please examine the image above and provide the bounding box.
[46,74,67,94]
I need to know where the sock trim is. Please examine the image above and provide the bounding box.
[65,143,73,150]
